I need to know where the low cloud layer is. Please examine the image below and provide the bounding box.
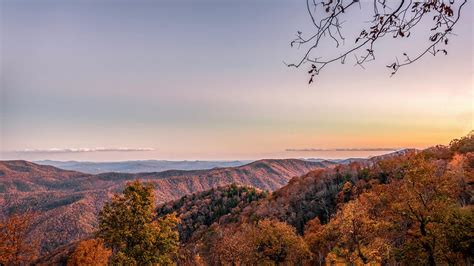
[286,148,400,152]
[13,148,155,154]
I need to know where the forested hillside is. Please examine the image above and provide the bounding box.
[157,134,473,265]
[1,135,472,265]
[0,159,327,256]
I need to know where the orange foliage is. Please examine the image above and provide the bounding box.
[0,212,39,265]
[67,239,111,266]
[210,219,311,265]
[304,154,474,265]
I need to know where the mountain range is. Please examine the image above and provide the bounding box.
[0,158,334,254]
[34,160,253,174]
[35,153,406,175]
[1,137,471,266]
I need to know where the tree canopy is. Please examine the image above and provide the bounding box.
[0,212,39,265]
[210,219,312,265]
[67,239,111,266]
[97,180,180,265]
[304,154,474,265]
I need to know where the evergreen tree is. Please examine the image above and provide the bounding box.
[97,180,179,265]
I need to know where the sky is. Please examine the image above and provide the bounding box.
[0,0,472,161]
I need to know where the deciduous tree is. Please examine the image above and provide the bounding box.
[0,212,39,265]
[304,154,473,265]
[288,0,469,83]
[211,219,311,265]
[67,238,111,266]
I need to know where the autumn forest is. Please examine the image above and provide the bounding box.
[0,134,472,265]
[1,0,472,265]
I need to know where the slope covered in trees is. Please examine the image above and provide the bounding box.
[0,158,328,255]
[4,134,473,265]
[157,184,268,243]
[156,134,473,265]
[301,139,473,265]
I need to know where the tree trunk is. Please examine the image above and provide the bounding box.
[420,220,436,266]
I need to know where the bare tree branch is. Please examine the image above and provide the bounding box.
[288,0,468,84]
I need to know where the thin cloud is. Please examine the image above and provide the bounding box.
[286,148,400,152]
[14,148,155,154]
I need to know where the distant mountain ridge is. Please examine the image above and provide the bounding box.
[34,156,384,175]
[0,158,333,254]
[35,160,253,174]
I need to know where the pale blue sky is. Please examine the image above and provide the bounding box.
[1,0,472,160]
